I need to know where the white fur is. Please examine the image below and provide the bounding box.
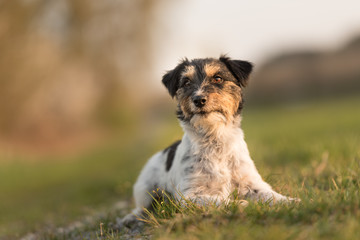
[123,112,297,226]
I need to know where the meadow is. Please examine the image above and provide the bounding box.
[1,95,359,239]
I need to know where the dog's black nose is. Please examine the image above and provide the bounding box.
[193,95,207,108]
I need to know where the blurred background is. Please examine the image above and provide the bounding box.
[0,0,360,238]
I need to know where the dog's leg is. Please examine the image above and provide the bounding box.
[172,181,227,207]
[249,189,300,204]
[122,152,165,227]
[122,182,153,227]
[174,191,224,206]
[246,178,299,204]
[237,159,299,204]
[247,187,288,204]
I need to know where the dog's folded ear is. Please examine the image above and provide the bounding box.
[162,59,189,98]
[219,55,253,87]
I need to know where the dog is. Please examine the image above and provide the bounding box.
[123,55,298,227]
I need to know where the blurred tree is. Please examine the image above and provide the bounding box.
[0,0,158,154]
[247,36,360,104]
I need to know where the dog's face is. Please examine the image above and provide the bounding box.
[162,56,253,123]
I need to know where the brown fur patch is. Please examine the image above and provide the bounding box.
[204,63,221,77]
[181,65,196,79]
[199,81,241,120]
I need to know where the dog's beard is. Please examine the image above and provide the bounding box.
[179,101,241,141]
[189,110,227,131]
[185,111,234,142]
[192,110,226,121]
[190,102,230,120]
[179,102,229,121]
[194,109,224,117]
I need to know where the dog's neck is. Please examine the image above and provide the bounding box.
[181,113,244,160]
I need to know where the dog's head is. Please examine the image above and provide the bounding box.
[162,55,253,124]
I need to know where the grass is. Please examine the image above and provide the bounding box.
[144,179,359,240]
[147,160,360,240]
[1,95,360,239]
[0,136,166,238]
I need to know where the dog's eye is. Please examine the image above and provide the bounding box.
[212,76,223,84]
[183,78,191,87]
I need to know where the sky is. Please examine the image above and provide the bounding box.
[150,0,360,83]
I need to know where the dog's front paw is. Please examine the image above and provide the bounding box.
[287,197,301,203]
[272,194,301,204]
[122,213,143,228]
[250,190,300,205]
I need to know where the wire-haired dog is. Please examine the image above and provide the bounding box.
[123,55,298,226]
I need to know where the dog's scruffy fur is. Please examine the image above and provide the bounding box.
[123,55,297,226]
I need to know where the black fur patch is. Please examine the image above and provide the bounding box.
[181,154,191,163]
[162,59,190,98]
[176,108,185,121]
[219,55,253,87]
[163,140,181,171]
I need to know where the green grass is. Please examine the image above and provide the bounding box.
[144,178,360,240]
[146,160,360,240]
[0,107,181,239]
[0,146,131,238]
[1,96,360,239]
[143,96,360,240]
[0,137,170,238]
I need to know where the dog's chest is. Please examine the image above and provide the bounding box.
[178,129,250,195]
[186,148,245,192]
